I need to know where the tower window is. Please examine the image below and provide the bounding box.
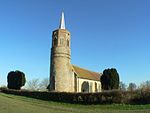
[54,38,58,46]
[60,38,64,45]
[67,40,69,47]
[54,32,56,35]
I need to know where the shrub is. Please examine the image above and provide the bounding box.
[1,89,150,104]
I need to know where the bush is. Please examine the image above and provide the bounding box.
[1,89,150,104]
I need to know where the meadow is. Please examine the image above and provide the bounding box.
[0,93,150,113]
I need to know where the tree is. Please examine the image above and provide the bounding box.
[100,68,120,90]
[27,78,49,91]
[39,78,49,91]
[119,81,126,91]
[7,70,26,90]
[128,82,137,91]
[139,80,150,90]
[27,79,40,91]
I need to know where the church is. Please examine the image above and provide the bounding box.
[49,12,101,92]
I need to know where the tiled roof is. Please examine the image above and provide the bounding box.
[72,65,101,81]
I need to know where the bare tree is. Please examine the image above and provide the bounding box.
[119,81,126,91]
[128,83,137,91]
[26,78,49,91]
[139,80,150,90]
[39,78,49,91]
[27,79,40,91]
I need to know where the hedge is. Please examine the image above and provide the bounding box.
[0,88,149,104]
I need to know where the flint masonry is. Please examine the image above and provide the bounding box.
[49,12,101,92]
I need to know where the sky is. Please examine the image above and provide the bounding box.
[0,0,150,86]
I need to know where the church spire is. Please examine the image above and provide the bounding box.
[59,12,65,29]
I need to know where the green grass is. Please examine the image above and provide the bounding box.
[0,93,150,113]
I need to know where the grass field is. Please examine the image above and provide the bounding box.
[0,93,150,113]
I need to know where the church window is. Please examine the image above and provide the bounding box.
[95,82,97,92]
[54,32,56,35]
[60,38,64,45]
[67,40,69,47]
[54,37,58,46]
[81,81,89,93]
[74,73,77,92]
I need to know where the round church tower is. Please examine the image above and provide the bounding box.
[49,12,74,92]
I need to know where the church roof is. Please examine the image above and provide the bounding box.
[72,65,102,81]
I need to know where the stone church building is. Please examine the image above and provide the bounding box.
[49,12,101,92]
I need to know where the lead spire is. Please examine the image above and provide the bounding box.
[59,12,65,29]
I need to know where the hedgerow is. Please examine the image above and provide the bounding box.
[0,88,149,104]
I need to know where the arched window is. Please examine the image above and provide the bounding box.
[74,73,77,92]
[81,81,89,93]
[60,38,64,45]
[67,40,69,47]
[54,38,58,46]
[95,82,97,92]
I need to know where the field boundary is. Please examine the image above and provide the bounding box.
[0,88,150,104]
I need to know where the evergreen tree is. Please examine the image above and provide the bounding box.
[100,68,120,90]
[7,70,26,90]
